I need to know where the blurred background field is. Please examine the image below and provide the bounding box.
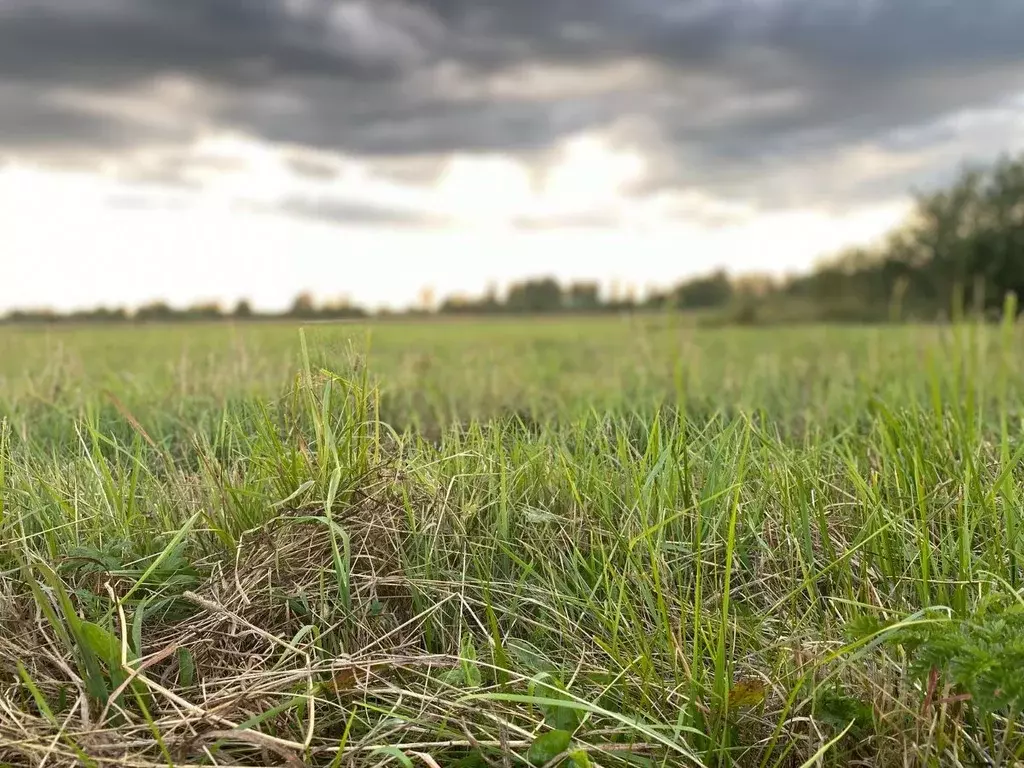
[1,316,1013,444]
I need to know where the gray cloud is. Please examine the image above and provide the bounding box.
[109,149,250,190]
[103,193,192,211]
[274,195,450,227]
[510,211,618,231]
[283,154,344,181]
[2,0,1023,210]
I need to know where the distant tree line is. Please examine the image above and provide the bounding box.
[5,152,1024,326]
[3,292,368,325]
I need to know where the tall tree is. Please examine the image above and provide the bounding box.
[506,278,564,313]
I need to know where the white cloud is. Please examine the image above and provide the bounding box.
[0,127,910,314]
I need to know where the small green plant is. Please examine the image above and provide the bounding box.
[19,560,150,713]
[871,601,1024,716]
[813,685,875,741]
[530,674,582,734]
[850,597,1024,765]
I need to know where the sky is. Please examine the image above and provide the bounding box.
[2,0,1023,312]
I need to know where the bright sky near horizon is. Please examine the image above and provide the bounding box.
[1,1,1023,312]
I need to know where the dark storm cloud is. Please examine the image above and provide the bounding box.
[218,84,616,156]
[0,82,197,157]
[0,0,430,86]
[2,0,1023,208]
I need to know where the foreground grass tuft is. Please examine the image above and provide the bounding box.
[2,318,1024,766]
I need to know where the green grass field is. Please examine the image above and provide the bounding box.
[3,316,1024,767]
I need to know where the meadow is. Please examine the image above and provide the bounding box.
[2,314,1024,767]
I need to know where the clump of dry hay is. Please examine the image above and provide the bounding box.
[0,490,459,768]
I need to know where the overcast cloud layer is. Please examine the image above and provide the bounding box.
[2,0,1023,216]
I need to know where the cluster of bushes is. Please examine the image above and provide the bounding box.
[779,152,1024,322]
